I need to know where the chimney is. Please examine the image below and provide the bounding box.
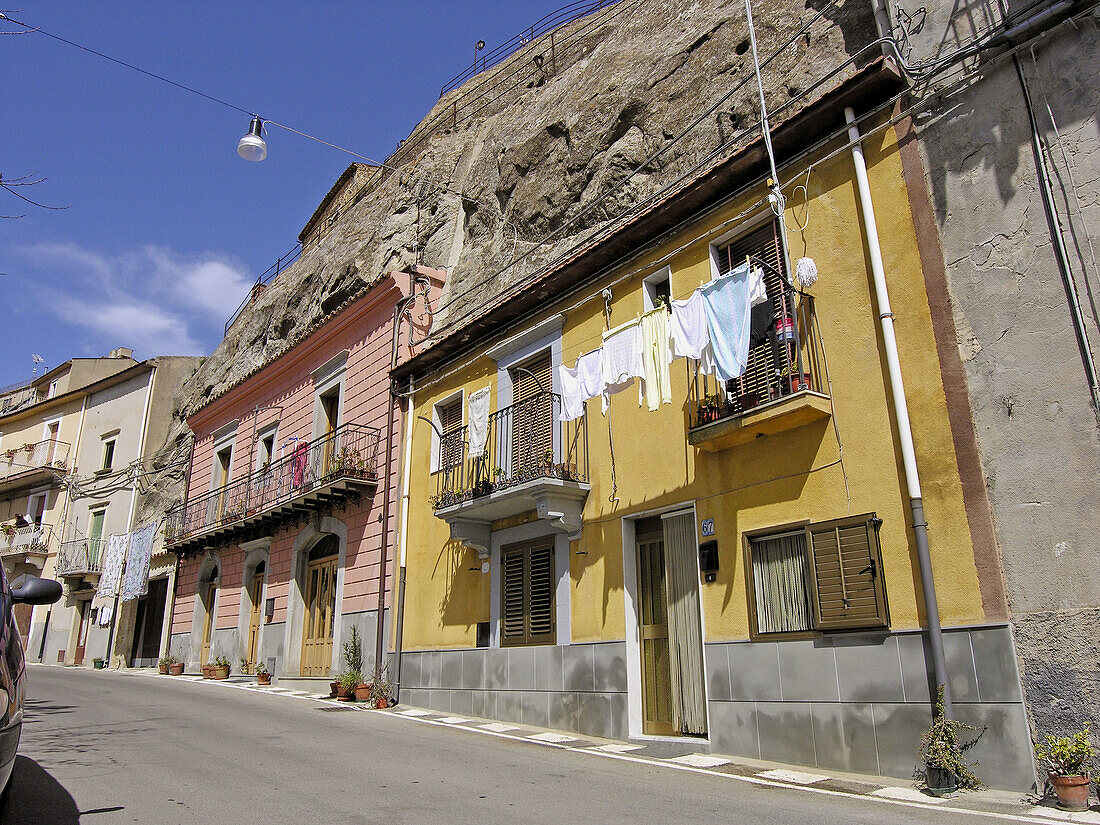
[109,347,134,359]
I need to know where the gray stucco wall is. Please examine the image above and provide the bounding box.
[905,1,1100,742]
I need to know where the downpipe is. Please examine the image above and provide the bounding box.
[845,106,953,716]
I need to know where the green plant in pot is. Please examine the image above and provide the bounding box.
[158,654,175,675]
[338,670,361,701]
[1034,724,1095,811]
[254,661,271,685]
[917,685,985,796]
[339,626,364,700]
[213,656,231,680]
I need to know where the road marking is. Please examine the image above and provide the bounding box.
[668,754,731,768]
[871,787,946,803]
[528,732,576,743]
[398,709,433,717]
[758,768,830,785]
[479,723,520,732]
[589,744,645,753]
[438,716,472,724]
[1022,805,1100,824]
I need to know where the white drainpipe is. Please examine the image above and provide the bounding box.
[845,107,952,716]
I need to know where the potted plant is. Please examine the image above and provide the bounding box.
[92,657,106,670]
[158,655,175,675]
[169,661,185,676]
[255,661,271,686]
[335,670,359,701]
[1035,725,1096,811]
[0,524,15,539]
[917,686,985,796]
[239,657,251,675]
[212,656,231,680]
[359,666,395,708]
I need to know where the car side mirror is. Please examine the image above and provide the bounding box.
[11,577,63,606]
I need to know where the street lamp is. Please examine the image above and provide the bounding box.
[237,116,267,162]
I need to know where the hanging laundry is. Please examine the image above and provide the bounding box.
[291,441,309,488]
[467,387,491,457]
[749,264,768,307]
[600,319,644,413]
[97,533,129,599]
[700,262,754,381]
[749,300,777,349]
[98,602,113,627]
[558,349,602,422]
[669,289,717,375]
[121,522,157,602]
[640,309,673,411]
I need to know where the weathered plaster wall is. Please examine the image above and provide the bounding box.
[902,1,1100,739]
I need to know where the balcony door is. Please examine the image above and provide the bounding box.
[300,537,339,676]
[509,350,553,480]
[246,563,265,668]
[319,388,340,477]
[88,509,105,569]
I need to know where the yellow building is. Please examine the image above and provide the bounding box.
[390,87,1033,787]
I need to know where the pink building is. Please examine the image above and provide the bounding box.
[165,267,442,685]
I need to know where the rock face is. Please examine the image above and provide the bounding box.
[150,0,875,506]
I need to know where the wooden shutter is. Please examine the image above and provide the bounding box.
[510,350,554,474]
[500,538,556,646]
[438,397,463,468]
[806,514,889,631]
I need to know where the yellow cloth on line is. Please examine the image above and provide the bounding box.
[640,308,672,411]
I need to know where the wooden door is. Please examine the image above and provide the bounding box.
[246,570,264,667]
[200,581,216,665]
[509,350,553,478]
[300,553,338,676]
[636,520,675,735]
[74,600,91,666]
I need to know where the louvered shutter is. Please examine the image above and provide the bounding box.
[501,547,527,643]
[438,397,463,468]
[527,541,556,643]
[510,350,554,475]
[806,514,889,631]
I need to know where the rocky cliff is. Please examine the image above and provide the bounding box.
[142,0,877,522]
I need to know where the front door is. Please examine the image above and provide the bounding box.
[636,520,675,735]
[320,390,339,476]
[201,581,216,665]
[301,547,338,676]
[74,600,91,666]
[635,513,708,737]
[246,569,264,668]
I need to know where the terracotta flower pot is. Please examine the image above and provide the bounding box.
[213,665,230,680]
[330,681,339,698]
[257,673,271,686]
[376,697,388,709]
[169,663,185,676]
[158,663,168,675]
[335,682,353,700]
[1050,774,1090,812]
[354,684,372,703]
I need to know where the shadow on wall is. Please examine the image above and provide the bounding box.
[9,756,82,825]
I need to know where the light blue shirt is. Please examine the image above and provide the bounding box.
[699,262,753,381]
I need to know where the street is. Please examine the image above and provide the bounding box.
[11,666,1019,825]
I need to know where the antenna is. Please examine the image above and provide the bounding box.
[31,354,44,376]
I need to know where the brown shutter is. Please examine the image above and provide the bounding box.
[439,398,463,468]
[806,514,889,631]
[501,547,526,643]
[510,350,554,474]
[527,541,556,643]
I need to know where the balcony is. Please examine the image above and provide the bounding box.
[0,439,69,495]
[688,293,831,452]
[55,537,103,578]
[431,392,589,555]
[0,523,53,564]
[165,422,382,553]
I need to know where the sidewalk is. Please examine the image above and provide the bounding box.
[37,662,1100,824]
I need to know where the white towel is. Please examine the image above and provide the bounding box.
[670,289,717,375]
[467,387,491,458]
[558,349,602,422]
[600,320,644,413]
[97,533,129,599]
[700,262,753,381]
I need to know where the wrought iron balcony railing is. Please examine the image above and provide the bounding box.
[432,392,589,511]
[164,422,381,547]
[55,537,103,577]
[0,523,53,558]
[689,293,826,429]
[0,439,70,482]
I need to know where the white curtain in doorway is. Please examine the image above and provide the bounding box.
[663,512,707,736]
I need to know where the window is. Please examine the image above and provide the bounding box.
[509,350,553,475]
[747,513,889,636]
[500,538,556,646]
[88,508,106,557]
[214,445,232,488]
[431,393,464,473]
[643,267,672,312]
[256,426,278,471]
[101,439,116,472]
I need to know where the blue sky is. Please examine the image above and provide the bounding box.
[1,1,568,386]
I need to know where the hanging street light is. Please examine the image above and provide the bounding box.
[237,116,267,162]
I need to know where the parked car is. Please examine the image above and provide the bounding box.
[0,570,62,821]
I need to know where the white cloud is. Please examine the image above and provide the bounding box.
[18,241,252,359]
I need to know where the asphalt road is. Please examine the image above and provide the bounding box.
[13,666,1009,825]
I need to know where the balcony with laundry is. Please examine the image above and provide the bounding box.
[164,421,382,553]
[430,390,590,553]
[55,537,103,579]
[0,438,70,496]
[0,522,53,565]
